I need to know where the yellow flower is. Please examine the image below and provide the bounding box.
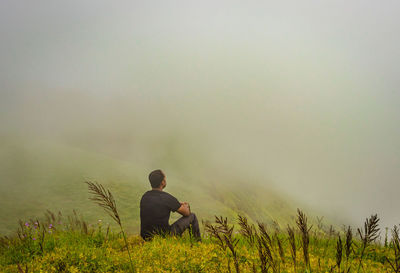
[69,266,79,273]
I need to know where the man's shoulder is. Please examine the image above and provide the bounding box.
[141,190,177,196]
[140,190,154,201]
[141,190,150,197]
[160,190,173,195]
[141,190,175,198]
[145,191,178,203]
[160,191,178,199]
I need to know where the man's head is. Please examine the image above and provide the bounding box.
[148,169,166,190]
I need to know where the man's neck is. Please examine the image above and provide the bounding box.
[152,187,163,191]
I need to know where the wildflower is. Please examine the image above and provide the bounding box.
[25,222,29,227]
[32,237,36,241]
[49,224,53,229]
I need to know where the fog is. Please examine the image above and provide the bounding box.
[1,1,400,229]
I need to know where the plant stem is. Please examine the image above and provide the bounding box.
[119,225,135,273]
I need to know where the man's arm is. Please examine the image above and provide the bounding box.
[176,202,191,217]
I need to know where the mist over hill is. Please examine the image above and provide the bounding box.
[0,131,311,235]
[1,1,400,234]
[0,90,337,234]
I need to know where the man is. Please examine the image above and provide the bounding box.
[140,169,201,241]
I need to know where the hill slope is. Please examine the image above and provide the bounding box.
[0,136,319,235]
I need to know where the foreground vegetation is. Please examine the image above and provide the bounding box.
[0,208,399,273]
[1,182,399,273]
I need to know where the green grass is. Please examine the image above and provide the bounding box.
[2,136,371,272]
[0,136,320,236]
[0,211,395,273]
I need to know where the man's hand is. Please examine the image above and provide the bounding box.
[181,202,190,212]
[177,202,191,216]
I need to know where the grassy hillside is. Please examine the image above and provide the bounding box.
[0,210,393,273]
[0,136,329,236]
[1,136,391,272]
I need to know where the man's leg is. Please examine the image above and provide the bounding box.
[170,213,201,240]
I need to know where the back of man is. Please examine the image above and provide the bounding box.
[140,169,201,241]
[140,189,180,240]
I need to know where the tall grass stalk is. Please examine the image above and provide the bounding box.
[344,226,353,272]
[335,235,343,273]
[296,209,312,272]
[86,181,135,273]
[238,215,258,272]
[287,225,297,272]
[205,216,240,273]
[275,234,285,264]
[357,214,380,273]
[386,225,400,272]
[238,215,256,248]
[257,222,279,273]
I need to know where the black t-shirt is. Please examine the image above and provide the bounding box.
[140,190,181,240]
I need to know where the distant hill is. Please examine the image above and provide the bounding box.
[0,136,328,236]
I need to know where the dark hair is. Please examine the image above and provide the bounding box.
[148,169,165,188]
